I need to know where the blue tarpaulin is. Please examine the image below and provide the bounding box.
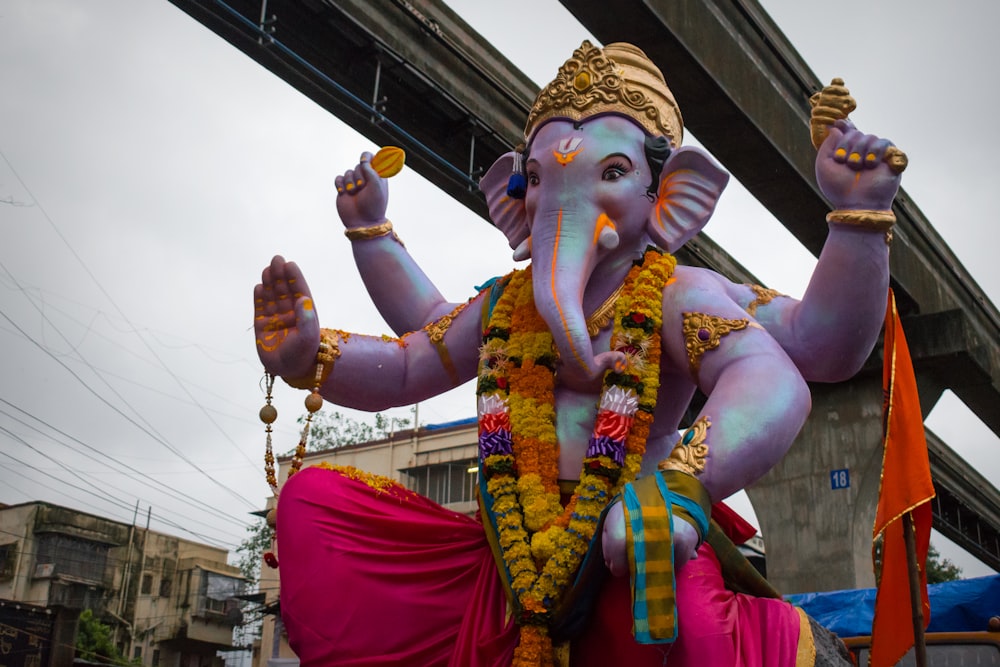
[786,574,1000,637]
[423,417,477,431]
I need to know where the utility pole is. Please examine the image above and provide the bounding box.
[127,506,152,662]
[116,501,139,646]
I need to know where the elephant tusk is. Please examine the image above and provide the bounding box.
[513,237,532,261]
[598,226,620,250]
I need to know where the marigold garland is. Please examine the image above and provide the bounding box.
[477,248,676,666]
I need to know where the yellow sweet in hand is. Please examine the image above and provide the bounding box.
[371,146,406,178]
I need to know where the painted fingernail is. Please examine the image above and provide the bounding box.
[835,148,848,159]
[848,152,861,164]
[345,182,354,191]
[865,152,878,164]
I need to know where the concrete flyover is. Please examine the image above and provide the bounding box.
[167,0,1000,588]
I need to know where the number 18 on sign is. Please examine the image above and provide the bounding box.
[830,468,850,490]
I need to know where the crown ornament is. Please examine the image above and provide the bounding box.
[523,40,684,148]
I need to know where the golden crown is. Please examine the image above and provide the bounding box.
[524,41,684,148]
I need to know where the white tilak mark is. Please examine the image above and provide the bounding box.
[558,137,583,153]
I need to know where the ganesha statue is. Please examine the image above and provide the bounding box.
[254,41,903,667]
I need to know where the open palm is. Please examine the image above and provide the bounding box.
[253,255,320,379]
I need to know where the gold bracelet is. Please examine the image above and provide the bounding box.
[344,220,395,241]
[826,209,896,232]
[283,329,341,390]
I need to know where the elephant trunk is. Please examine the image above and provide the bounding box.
[530,209,624,388]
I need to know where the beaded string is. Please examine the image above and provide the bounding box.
[260,335,336,494]
[261,374,279,494]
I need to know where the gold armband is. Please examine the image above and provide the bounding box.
[745,284,783,318]
[423,302,472,385]
[344,220,403,246]
[826,209,896,232]
[283,329,341,390]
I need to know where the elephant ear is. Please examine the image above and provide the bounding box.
[480,152,531,259]
[647,147,730,252]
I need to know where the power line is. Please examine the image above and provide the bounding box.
[0,271,269,420]
[0,398,259,528]
[0,302,259,510]
[0,449,239,549]
[0,148,264,495]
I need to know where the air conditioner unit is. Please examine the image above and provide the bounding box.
[34,563,55,578]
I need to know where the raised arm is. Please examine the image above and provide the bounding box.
[748,116,902,382]
[336,151,463,334]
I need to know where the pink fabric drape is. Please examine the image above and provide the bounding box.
[277,467,803,666]
[573,545,802,666]
[276,467,518,666]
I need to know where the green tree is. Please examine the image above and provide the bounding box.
[874,538,964,585]
[76,609,139,665]
[926,543,963,583]
[289,409,412,454]
[236,519,274,586]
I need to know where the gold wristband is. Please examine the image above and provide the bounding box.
[283,329,341,390]
[344,220,396,241]
[826,209,896,231]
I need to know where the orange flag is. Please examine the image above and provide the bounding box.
[870,289,936,667]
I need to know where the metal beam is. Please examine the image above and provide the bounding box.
[928,429,1000,571]
[167,0,535,218]
[165,0,759,280]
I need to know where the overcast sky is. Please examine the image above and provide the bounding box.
[0,0,996,581]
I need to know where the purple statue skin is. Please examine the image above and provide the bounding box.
[254,112,900,574]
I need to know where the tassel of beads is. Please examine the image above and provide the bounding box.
[260,374,279,494]
[507,147,527,199]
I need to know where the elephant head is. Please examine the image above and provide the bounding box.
[480,42,729,386]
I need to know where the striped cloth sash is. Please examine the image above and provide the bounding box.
[623,471,710,644]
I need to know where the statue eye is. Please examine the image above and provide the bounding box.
[602,162,629,181]
[528,171,540,186]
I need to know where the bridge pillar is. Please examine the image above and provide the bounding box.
[748,376,888,594]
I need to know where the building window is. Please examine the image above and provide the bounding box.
[34,533,109,583]
[152,649,160,666]
[159,577,172,598]
[141,572,153,595]
[198,570,243,623]
[0,542,16,580]
[402,459,478,506]
[134,646,142,659]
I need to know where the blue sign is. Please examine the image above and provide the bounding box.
[830,468,850,490]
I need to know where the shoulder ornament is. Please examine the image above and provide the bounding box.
[682,312,759,375]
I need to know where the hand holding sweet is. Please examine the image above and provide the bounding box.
[335,152,389,229]
[253,255,321,380]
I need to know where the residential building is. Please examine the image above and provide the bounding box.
[0,501,246,667]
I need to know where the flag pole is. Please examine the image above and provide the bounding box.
[902,510,927,667]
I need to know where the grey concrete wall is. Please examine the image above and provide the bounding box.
[748,378,886,594]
